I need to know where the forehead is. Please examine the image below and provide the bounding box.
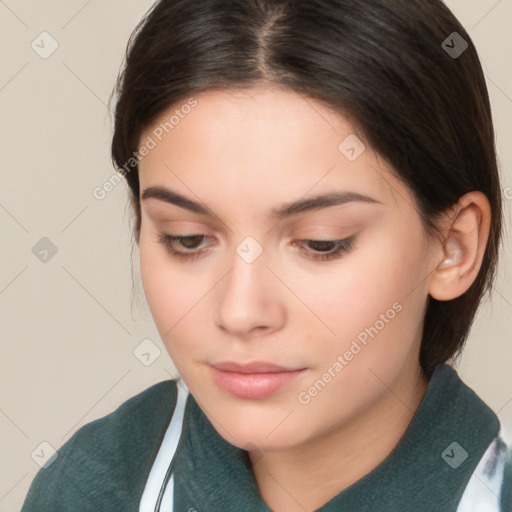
[137,87,412,214]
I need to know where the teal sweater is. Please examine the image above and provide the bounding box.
[21,364,512,511]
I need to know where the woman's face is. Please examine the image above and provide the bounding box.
[137,87,436,451]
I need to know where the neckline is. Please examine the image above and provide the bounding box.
[172,364,499,511]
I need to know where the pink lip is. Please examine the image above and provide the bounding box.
[210,361,307,399]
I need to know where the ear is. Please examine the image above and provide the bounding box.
[428,191,491,301]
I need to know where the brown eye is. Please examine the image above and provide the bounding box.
[176,235,206,250]
[294,237,355,261]
[157,233,211,261]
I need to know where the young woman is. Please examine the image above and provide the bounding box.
[21,0,511,510]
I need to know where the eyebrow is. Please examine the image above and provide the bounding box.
[141,185,382,221]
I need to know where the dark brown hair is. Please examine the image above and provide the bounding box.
[109,0,503,377]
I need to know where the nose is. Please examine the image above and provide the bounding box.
[214,244,285,338]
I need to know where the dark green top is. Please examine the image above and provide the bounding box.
[21,364,511,511]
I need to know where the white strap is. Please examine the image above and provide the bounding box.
[139,378,189,512]
[456,430,509,512]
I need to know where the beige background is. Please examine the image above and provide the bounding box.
[0,1,511,510]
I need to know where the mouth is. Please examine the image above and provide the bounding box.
[210,360,308,399]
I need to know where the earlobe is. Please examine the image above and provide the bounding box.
[428,192,491,302]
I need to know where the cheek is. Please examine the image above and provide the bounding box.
[138,229,220,364]
[292,238,428,429]
[293,223,430,397]
[303,229,426,340]
[139,230,187,337]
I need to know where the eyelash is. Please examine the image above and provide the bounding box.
[156,233,355,262]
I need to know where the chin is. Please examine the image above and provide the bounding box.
[223,425,304,452]
[202,401,307,451]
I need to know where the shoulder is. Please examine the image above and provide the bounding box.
[74,378,177,442]
[21,379,178,512]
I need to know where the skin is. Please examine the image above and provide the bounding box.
[136,86,491,511]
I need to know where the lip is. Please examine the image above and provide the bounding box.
[211,360,300,373]
[210,361,307,399]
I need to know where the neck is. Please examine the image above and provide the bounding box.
[249,361,430,512]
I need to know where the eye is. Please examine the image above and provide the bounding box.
[293,237,355,261]
[156,233,355,262]
[157,233,211,261]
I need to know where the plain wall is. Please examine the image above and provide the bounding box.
[0,1,511,510]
